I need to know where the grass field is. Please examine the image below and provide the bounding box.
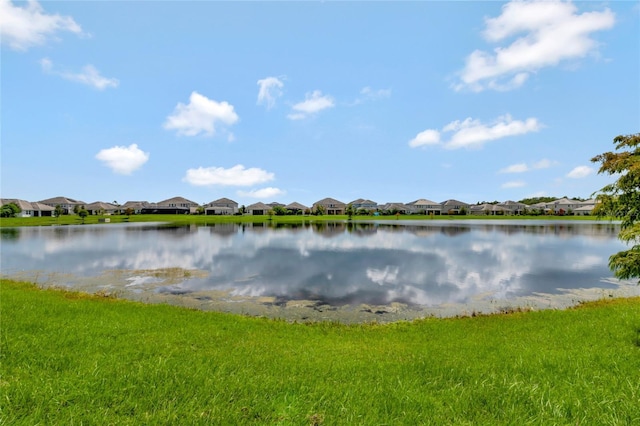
[2,279,639,425]
[0,213,602,228]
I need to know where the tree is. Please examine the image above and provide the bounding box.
[54,205,64,218]
[0,203,21,218]
[345,203,355,220]
[591,133,640,281]
[78,208,88,223]
[273,206,287,216]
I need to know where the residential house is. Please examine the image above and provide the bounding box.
[120,201,151,214]
[349,198,378,212]
[285,202,308,215]
[1,199,55,217]
[379,202,410,214]
[469,203,509,215]
[157,196,200,214]
[246,202,271,215]
[573,199,598,216]
[529,201,552,214]
[550,197,583,215]
[85,202,119,215]
[205,198,238,215]
[496,200,528,215]
[440,199,470,215]
[38,196,86,215]
[406,199,441,215]
[313,198,346,215]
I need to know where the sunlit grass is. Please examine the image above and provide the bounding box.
[2,279,639,424]
[0,213,601,228]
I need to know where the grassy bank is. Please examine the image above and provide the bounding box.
[2,279,639,424]
[0,213,601,228]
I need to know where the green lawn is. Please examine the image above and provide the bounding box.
[2,279,639,425]
[0,213,601,228]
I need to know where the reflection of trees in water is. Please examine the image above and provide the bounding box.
[0,228,21,241]
[312,222,346,238]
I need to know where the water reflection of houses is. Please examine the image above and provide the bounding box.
[207,223,239,237]
[273,222,309,233]
[311,221,346,237]
[404,225,441,238]
[347,222,378,237]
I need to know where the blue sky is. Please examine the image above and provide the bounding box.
[2,0,638,207]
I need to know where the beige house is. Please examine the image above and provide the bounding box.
[1,198,55,217]
[573,199,598,216]
[38,196,86,215]
[496,200,528,215]
[205,198,238,215]
[85,202,119,215]
[157,196,200,214]
[379,202,410,214]
[285,202,308,214]
[313,198,346,215]
[246,202,271,215]
[441,199,470,215]
[349,198,378,212]
[120,201,151,214]
[406,199,441,215]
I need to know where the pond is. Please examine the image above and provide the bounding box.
[2,220,638,323]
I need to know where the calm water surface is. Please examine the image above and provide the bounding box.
[2,220,638,322]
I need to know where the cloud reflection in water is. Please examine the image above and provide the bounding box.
[0,221,625,307]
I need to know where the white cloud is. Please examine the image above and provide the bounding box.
[41,58,118,90]
[532,158,554,169]
[502,180,526,189]
[237,187,286,199]
[287,90,334,120]
[499,158,556,173]
[95,144,149,175]
[256,76,284,109]
[566,165,594,178]
[410,114,542,150]
[0,0,83,51]
[164,91,239,137]
[183,165,274,187]
[408,129,441,148]
[455,0,615,92]
[499,163,529,173]
[360,86,392,99]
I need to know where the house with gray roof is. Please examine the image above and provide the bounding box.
[441,199,470,215]
[285,202,308,214]
[157,196,200,214]
[406,199,441,215]
[379,202,410,215]
[246,202,271,215]
[496,200,528,215]
[469,203,509,215]
[38,196,86,215]
[550,197,583,215]
[349,198,378,212]
[313,198,346,215]
[205,198,238,215]
[573,199,598,216]
[121,201,151,214]
[85,202,119,215]
[1,199,55,217]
